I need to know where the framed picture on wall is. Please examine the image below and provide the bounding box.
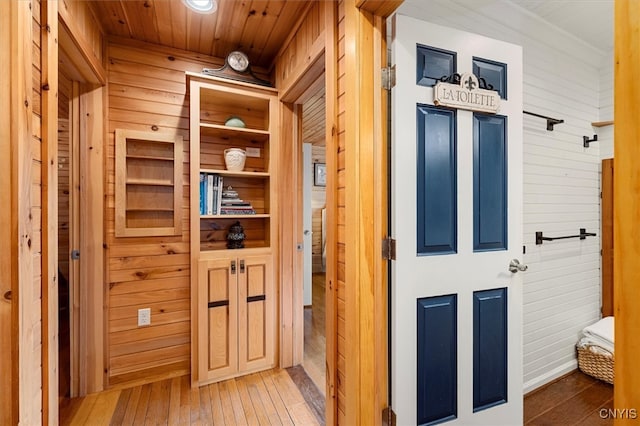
[314,163,326,187]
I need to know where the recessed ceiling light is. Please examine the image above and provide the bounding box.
[183,0,217,14]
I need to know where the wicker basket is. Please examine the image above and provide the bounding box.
[577,345,614,384]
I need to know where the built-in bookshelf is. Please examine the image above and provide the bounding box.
[188,73,278,385]
[114,129,183,238]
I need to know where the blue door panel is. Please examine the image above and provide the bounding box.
[417,295,457,425]
[417,105,457,255]
[473,288,508,412]
[472,57,508,99]
[473,114,507,252]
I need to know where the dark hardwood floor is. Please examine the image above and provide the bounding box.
[524,370,613,425]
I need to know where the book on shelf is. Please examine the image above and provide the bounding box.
[206,174,214,215]
[216,176,223,215]
[220,209,256,215]
[199,173,206,215]
[200,172,224,215]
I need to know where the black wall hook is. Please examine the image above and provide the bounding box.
[583,135,598,148]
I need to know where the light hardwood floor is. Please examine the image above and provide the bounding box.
[303,273,326,396]
[60,369,320,425]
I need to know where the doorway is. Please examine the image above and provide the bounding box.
[301,87,327,394]
[57,66,73,401]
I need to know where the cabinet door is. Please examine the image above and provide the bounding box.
[198,258,238,381]
[238,254,275,372]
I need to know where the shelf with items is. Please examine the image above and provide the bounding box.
[199,86,272,132]
[115,129,183,238]
[200,132,270,174]
[198,174,270,217]
[189,74,278,384]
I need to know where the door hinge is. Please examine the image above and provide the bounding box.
[382,237,396,261]
[71,249,80,260]
[382,406,397,426]
[382,65,396,90]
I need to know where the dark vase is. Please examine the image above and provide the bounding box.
[227,221,245,249]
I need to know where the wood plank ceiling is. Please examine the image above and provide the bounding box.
[90,0,310,69]
[302,87,326,146]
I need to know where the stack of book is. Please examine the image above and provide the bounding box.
[220,188,255,215]
[199,172,223,215]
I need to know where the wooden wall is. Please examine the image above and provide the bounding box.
[276,1,326,99]
[59,0,103,64]
[105,40,270,388]
[58,0,105,84]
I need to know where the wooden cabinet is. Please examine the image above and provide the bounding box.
[197,252,275,383]
[189,74,278,385]
[114,129,183,237]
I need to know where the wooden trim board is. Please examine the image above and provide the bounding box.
[41,0,60,423]
[601,159,613,318]
[614,0,640,417]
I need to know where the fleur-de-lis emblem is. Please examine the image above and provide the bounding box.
[465,76,476,90]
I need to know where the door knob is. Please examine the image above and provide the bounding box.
[509,259,528,273]
[304,230,312,236]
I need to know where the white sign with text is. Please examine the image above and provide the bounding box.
[433,73,501,113]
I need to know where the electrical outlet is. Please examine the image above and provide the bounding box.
[138,308,151,326]
[245,147,261,158]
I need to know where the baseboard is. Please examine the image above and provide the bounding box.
[523,359,578,394]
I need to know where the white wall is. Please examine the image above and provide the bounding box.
[397,0,606,393]
[598,54,614,159]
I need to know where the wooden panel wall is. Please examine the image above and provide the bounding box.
[276,1,326,99]
[58,0,105,83]
[59,0,103,64]
[105,41,248,387]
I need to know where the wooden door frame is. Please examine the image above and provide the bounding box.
[43,11,106,422]
[601,158,613,318]
[614,0,640,412]
[0,2,23,423]
[276,1,334,372]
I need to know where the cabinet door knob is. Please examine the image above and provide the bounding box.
[231,260,236,274]
[3,290,12,301]
[240,260,245,273]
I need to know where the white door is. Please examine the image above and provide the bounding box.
[303,143,313,306]
[391,15,524,425]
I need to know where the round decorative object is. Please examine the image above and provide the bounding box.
[224,116,245,128]
[226,50,250,73]
[224,148,246,171]
[227,221,245,249]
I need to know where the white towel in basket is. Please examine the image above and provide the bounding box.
[578,316,614,354]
